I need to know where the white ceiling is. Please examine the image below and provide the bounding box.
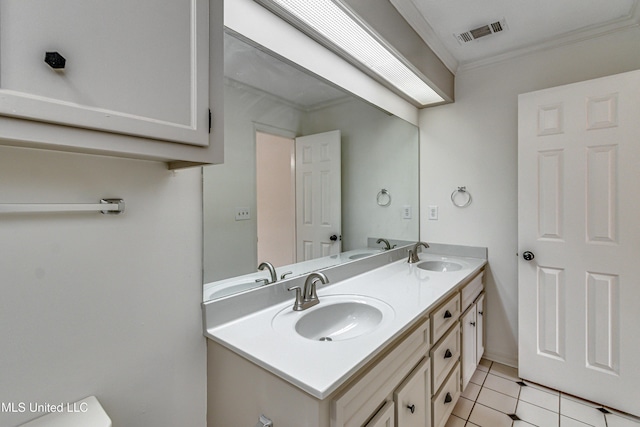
[390,0,640,72]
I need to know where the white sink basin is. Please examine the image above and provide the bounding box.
[417,260,463,272]
[272,295,395,341]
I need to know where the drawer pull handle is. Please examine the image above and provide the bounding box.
[406,404,415,414]
[444,310,452,319]
[444,393,453,404]
[470,321,476,327]
[45,51,66,69]
[444,349,452,359]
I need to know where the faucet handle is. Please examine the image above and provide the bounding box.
[288,286,304,310]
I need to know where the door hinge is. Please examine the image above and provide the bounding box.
[208,108,212,133]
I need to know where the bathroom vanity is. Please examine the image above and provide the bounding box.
[203,246,487,427]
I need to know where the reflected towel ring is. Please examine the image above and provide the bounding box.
[377,189,391,207]
[451,186,472,208]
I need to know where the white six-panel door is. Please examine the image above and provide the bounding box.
[518,69,640,416]
[295,130,342,261]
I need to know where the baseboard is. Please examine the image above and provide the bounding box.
[482,350,518,369]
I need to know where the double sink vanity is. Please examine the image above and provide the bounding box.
[202,243,487,427]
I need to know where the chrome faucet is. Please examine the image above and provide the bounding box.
[376,238,396,250]
[288,272,329,311]
[407,241,430,264]
[258,261,277,284]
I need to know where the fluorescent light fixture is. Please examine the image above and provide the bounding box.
[254,0,445,106]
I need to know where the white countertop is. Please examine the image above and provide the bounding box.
[204,253,486,399]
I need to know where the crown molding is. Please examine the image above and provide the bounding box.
[388,0,460,74]
[458,2,640,72]
[390,0,640,75]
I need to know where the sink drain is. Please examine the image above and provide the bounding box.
[319,337,333,342]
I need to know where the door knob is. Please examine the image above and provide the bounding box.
[522,251,535,261]
[44,51,66,69]
[329,234,338,241]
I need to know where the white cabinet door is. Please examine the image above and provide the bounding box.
[365,401,395,427]
[518,69,640,415]
[476,294,485,363]
[461,307,477,390]
[394,358,430,427]
[0,0,209,147]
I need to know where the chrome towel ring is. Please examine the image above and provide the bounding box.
[451,187,472,208]
[377,189,391,207]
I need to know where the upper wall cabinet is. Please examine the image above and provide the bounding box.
[0,0,223,168]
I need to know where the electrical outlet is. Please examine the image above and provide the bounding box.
[235,207,250,221]
[428,205,438,220]
[402,205,412,219]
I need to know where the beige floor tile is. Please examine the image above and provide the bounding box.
[606,413,640,427]
[560,396,606,427]
[453,396,474,420]
[445,415,467,427]
[519,385,560,413]
[490,362,520,381]
[470,369,489,386]
[477,387,518,414]
[462,382,482,401]
[469,403,514,427]
[516,401,559,426]
[478,358,492,372]
[483,373,521,398]
[560,415,594,426]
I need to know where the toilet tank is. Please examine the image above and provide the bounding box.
[19,396,112,427]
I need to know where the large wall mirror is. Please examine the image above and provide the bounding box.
[203,30,419,301]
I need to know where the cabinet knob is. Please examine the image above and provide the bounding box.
[478,311,484,316]
[444,349,452,359]
[444,392,453,404]
[44,51,66,69]
[470,321,476,327]
[444,310,452,319]
[406,404,415,414]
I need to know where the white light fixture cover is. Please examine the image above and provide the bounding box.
[254,0,445,106]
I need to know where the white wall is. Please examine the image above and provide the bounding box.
[420,26,640,366]
[0,146,206,426]
[203,83,303,284]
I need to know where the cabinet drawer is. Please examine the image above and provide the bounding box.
[432,363,461,427]
[430,324,460,393]
[461,271,484,312]
[431,293,460,344]
[332,319,430,427]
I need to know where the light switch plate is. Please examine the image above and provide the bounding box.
[235,207,250,221]
[428,205,438,220]
[402,205,412,219]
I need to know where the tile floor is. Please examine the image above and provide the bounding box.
[445,359,640,427]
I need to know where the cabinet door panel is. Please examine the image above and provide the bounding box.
[461,306,477,390]
[365,401,395,427]
[476,294,485,363]
[0,0,209,146]
[394,358,430,427]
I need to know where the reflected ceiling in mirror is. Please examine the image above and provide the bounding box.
[203,31,419,301]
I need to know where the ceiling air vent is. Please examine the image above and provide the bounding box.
[454,18,508,44]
